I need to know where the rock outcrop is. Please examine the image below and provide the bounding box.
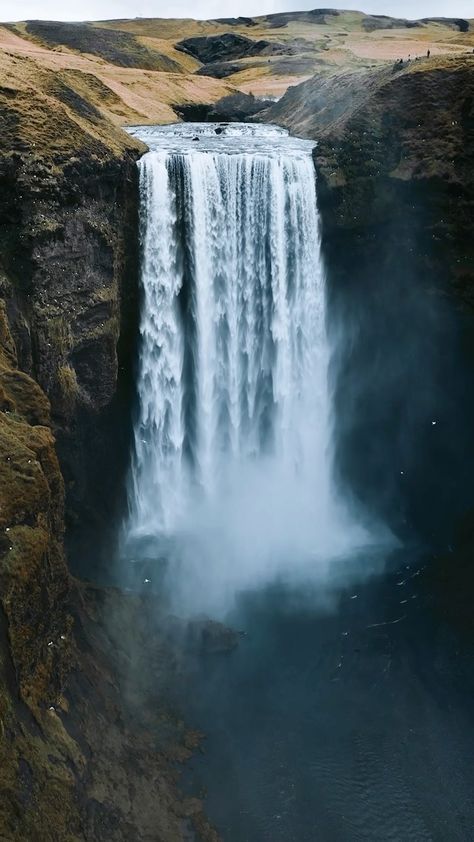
[176,32,285,64]
[175,91,274,122]
[0,295,71,714]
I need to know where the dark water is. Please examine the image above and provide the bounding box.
[181,551,474,841]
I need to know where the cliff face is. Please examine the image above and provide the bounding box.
[0,58,223,840]
[266,56,474,613]
[313,57,474,291]
[315,58,474,541]
[0,66,146,563]
[0,296,70,710]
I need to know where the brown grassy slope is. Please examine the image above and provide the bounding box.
[0,24,235,126]
[98,11,474,98]
[2,12,474,121]
[23,19,182,71]
[0,50,143,161]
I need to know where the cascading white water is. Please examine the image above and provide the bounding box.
[125,123,369,612]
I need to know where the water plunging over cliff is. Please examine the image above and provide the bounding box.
[125,123,368,611]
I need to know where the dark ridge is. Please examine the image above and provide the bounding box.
[209,91,275,120]
[24,20,181,72]
[263,65,393,138]
[213,17,257,27]
[208,55,323,81]
[58,70,124,107]
[196,62,245,79]
[421,17,470,32]
[264,9,340,28]
[176,32,286,63]
[172,103,215,122]
[195,34,321,74]
[362,15,422,32]
[266,56,324,76]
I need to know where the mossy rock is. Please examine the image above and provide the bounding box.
[0,370,51,426]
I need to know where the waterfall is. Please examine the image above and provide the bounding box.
[125,123,368,610]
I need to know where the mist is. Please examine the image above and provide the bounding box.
[121,123,393,619]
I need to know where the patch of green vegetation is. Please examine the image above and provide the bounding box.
[0,371,51,426]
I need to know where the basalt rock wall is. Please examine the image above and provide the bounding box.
[266,57,474,544]
[1,150,141,549]
[260,58,474,634]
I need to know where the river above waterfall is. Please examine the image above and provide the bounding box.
[127,121,316,156]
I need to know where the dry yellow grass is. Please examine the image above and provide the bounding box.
[1,11,473,126]
[0,24,234,126]
[137,35,202,73]
[95,17,228,41]
[93,13,474,99]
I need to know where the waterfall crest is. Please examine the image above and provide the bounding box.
[125,123,368,610]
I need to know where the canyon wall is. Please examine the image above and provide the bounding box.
[266,57,474,537]
[0,75,144,563]
[0,66,219,841]
[266,55,474,623]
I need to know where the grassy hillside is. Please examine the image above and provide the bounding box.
[1,10,473,129]
[97,11,474,98]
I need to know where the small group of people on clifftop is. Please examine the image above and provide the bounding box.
[394,49,432,71]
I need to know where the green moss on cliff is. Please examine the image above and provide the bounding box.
[0,291,79,838]
[0,304,71,710]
